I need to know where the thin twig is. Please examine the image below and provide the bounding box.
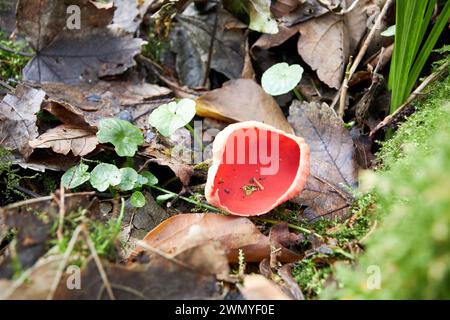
[57,184,65,242]
[203,2,220,87]
[82,226,116,300]
[251,217,324,239]
[0,43,34,57]
[337,0,394,118]
[0,80,14,91]
[2,192,95,210]
[136,240,194,270]
[370,60,450,137]
[47,225,83,300]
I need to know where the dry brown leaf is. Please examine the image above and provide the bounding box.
[272,0,329,26]
[111,0,154,34]
[297,0,369,88]
[175,242,230,280]
[0,255,63,300]
[0,84,46,159]
[29,125,98,157]
[135,213,302,263]
[54,252,222,300]
[0,214,6,245]
[288,101,358,220]
[40,81,171,127]
[252,25,299,50]
[238,274,292,300]
[278,263,305,300]
[196,79,294,133]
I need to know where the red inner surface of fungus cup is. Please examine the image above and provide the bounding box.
[205,121,310,216]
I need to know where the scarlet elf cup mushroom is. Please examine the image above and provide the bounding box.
[205,121,310,216]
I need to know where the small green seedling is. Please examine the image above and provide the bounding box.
[62,162,159,208]
[148,99,197,137]
[61,163,90,189]
[130,191,146,208]
[261,62,304,96]
[89,163,121,192]
[96,118,144,157]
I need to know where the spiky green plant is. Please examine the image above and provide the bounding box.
[389,0,450,113]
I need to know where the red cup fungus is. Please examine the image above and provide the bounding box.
[205,121,310,216]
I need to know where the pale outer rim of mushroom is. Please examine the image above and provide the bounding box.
[205,121,310,216]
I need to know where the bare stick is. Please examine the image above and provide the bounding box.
[203,2,220,87]
[1,192,95,210]
[0,43,34,57]
[337,0,394,118]
[57,184,65,242]
[47,225,83,300]
[0,80,14,91]
[82,227,116,300]
[370,60,450,136]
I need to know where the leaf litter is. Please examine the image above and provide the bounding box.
[0,0,402,301]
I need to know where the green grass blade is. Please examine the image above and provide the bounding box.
[406,0,450,96]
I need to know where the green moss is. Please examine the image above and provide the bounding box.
[377,61,450,170]
[321,74,450,299]
[0,148,25,203]
[293,258,331,297]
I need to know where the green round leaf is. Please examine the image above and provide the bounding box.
[130,191,146,208]
[140,171,158,186]
[148,99,196,137]
[117,167,138,191]
[261,63,304,96]
[61,163,90,189]
[90,163,121,192]
[134,174,148,188]
[381,25,396,37]
[97,118,144,157]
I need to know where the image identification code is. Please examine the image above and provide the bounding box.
[175,304,276,317]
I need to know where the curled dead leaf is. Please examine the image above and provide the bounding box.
[29,125,98,157]
[196,79,294,133]
[238,274,292,300]
[134,213,302,263]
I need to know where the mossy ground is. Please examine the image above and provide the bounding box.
[319,62,450,299]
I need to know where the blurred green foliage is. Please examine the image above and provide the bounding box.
[0,32,30,81]
[322,70,450,299]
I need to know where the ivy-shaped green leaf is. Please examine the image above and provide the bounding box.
[262,63,304,96]
[140,171,158,186]
[97,118,144,157]
[148,99,196,137]
[117,167,138,191]
[89,163,121,192]
[130,191,146,208]
[61,163,90,189]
